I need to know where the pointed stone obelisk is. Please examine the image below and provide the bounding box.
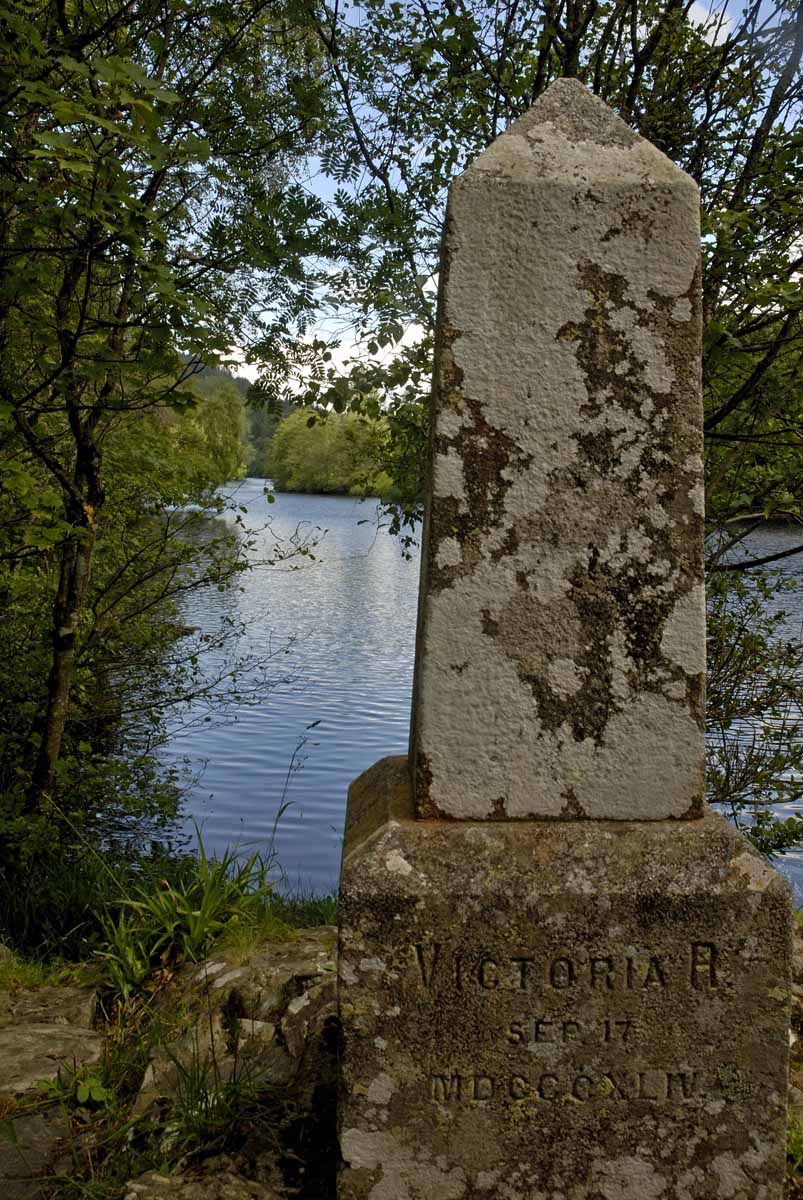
[410,77,706,821]
[338,80,791,1200]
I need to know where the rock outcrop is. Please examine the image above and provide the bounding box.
[0,930,338,1199]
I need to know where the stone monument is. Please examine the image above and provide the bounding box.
[337,78,792,1200]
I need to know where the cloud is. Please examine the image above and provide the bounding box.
[688,0,733,44]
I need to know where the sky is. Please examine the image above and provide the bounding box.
[231,0,742,386]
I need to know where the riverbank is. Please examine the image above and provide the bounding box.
[3,917,803,1198]
[0,826,338,1197]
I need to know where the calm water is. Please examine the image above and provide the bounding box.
[162,481,803,898]
[162,480,420,893]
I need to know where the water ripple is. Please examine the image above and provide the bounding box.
[162,492,803,899]
[161,483,418,892]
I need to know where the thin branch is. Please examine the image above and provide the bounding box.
[710,541,803,573]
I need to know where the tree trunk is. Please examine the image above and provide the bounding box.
[29,439,104,808]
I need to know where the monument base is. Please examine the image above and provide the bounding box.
[337,757,792,1200]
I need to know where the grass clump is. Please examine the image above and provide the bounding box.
[97,839,281,1002]
[0,949,66,990]
[267,890,337,929]
[789,1107,803,1192]
[36,990,289,1198]
[156,1029,272,1163]
[0,818,327,1003]
[0,844,204,964]
[214,910,297,964]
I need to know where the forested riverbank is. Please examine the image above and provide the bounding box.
[2,0,799,924]
[2,0,803,1189]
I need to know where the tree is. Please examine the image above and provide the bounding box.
[0,369,269,864]
[0,0,330,811]
[244,380,297,476]
[283,0,802,537]
[265,406,394,495]
[260,0,803,843]
[184,369,250,484]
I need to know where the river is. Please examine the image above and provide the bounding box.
[161,479,803,899]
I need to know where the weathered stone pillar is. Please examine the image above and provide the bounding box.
[338,79,792,1200]
[410,76,708,823]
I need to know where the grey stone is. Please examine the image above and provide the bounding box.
[231,929,337,1020]
[241,1019,275,1041]
[123,1165,280,1199]
[0,1104,69,1198]
[211,967,248,990]
[410,77,706,821]
[281,977,336,1060]
[339,81,792,1196]
[338,758,792,1200]
[133,1015,294,1113]
[134,932,338,1116]
[0,984,97,1029]
[0,1023,101,1096]
[133,1012,229,1114]
[193,960,228,983]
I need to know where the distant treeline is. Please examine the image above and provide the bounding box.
[262,409,396,498]
[169,371,398,500]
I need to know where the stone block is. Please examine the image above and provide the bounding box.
[0,1022,101,1096]
[0,984,97,1029]
[0,1104,70,1199]
[338,758,792,1200]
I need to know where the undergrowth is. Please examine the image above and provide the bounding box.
[0,805,337,1200]
[789,1109,803,1197]
[23,998,291,1198]
[0,819,335,997]
[0,950,88,990]
[0,863,336,1198]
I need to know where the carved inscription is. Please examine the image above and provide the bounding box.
[506,1017,634,1045]
[414,942,441,988]
[691,941,719,988]
[411,942,719,993]
[411,942,728,1108]
[428,1068,730,1106]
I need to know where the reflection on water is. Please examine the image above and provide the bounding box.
[161,480,420,893]
[161,486,803,899]
[725,525,803,901]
